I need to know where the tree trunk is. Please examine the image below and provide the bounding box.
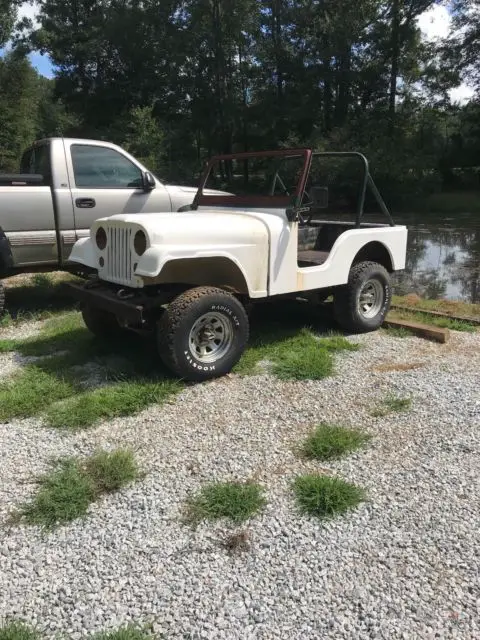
[389,0,400,135]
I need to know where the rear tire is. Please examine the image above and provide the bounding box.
[333,261,391,333]
[157,286,249,381]
[81,304,123,340]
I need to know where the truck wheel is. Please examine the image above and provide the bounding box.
[157,286,249,382]
[333,261,391,333]
[81,304,123,340]
[0,281,5,316]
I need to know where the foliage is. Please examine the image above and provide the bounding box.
[0,1,479,200]
[185,481,266,524]
[293,474,366,519]
[17,449,140,529]
[301,424,372,461]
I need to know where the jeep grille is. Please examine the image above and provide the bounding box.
[103,226,134,285]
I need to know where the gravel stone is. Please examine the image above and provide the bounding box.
[0,328,479,639]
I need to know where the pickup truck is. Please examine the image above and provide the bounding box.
[0,137,225,313]
[66,148,408,382]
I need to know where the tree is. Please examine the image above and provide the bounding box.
[0,0,17,46]
[447,0,480,93]
[0,51,39,171]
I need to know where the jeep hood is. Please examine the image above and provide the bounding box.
[93,211,269,248]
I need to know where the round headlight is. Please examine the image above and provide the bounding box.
[134,230,147,256]
[95,226,107,250]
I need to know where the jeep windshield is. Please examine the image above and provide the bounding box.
[193,149,312,209]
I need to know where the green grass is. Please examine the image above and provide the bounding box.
[293,474,366,519]
[388,309,476,333]
[0,621,41,640]
[392,294,480,321]
[0,311,182,429]
[235,326,358,380]
[383,325,412,338]
[0,367,75,422]
[371,394,412,418]
[186,481,266,524]
[0,298,355,428]
[0,622,154,640]
[45,378,181,430]
[92,626,154,640]
[301,424,372,461]
[17,449,140,529]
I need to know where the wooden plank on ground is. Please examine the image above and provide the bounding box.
[391,304,480,326]
[384,318,450,344]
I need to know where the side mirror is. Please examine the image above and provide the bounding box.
[142,171,156,192]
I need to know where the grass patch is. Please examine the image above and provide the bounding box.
[388,308,476,332]
[186,481,266,524]
[393,294,480,320]
[17,449,140,529]
[0,311,182,428]
[293,474,366,519]
[0,367,75,422]
[235,326,358,380]
[0,622,154,640]
[0,621,41,640]
[382,325,412,338]
[45,378,181,430]
[371,394,412,418]
[301,424,371,461]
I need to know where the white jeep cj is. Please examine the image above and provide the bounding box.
[66,149,408,381]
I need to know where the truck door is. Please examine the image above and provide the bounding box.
[67,142,172,241]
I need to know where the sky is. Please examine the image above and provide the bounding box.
[2,1,477,104]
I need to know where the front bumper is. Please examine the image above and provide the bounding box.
[64,282,146,324]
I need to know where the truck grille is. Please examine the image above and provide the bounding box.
[104,227,134,285]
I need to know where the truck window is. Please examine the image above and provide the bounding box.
[71,145,143,189]
[19,144,51,183]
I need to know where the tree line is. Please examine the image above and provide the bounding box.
[1,0,479,209]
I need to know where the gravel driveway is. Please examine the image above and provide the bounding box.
[0,326,479,639]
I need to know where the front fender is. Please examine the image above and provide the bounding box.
[68,237,97,269]
[136,245,268,297]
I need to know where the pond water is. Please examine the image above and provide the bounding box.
[392,213,480,303]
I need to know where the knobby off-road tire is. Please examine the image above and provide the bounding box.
[333,261,391,333]
[81,304,124,340]
[0,281,5,316]
[157,286,249,382]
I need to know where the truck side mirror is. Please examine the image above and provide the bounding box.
[142,171,156,192]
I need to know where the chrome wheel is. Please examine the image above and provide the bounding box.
[357,279,384,319]
[188,312,234,363]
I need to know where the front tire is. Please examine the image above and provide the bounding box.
[157,286,249,382]
[333,261,391,333]
[81,304,124,340]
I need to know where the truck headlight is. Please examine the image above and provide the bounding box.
[134,230,147,256]
[96,226,107,250]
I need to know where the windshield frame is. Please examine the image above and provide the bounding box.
[192,148,312,209]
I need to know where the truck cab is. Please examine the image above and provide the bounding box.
[0,137,226,306]
[67,148,408,381]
